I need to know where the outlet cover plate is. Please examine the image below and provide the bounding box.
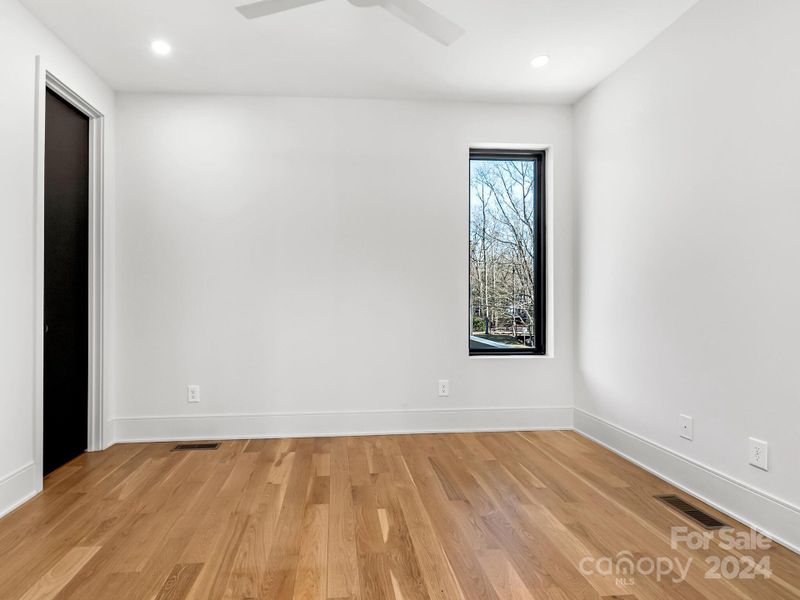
[187,385,200,403]
[680,414,693,441]
[749,438,768,471]
[438,380,450,397]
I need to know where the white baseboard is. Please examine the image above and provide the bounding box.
[111,406,574,443]
[574,408,800,555]
[0,462,37,519]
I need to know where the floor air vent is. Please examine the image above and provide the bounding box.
[655,494,727,529]
[172,442,221,451]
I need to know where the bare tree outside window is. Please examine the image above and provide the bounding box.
[469,150,546,355]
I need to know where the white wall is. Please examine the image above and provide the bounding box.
[0,0,115,515]
[113,95,574,440]
[574,0,800,546]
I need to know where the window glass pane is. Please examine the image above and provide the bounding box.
[469,154,542,354]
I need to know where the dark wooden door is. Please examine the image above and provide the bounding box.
[43,89,90,475]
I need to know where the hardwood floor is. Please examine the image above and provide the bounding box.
[1,431,798,599]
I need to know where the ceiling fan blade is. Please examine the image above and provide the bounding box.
[380,0,464,45]
[236,0,327,19]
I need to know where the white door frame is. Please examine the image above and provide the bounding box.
[33,57,105,489]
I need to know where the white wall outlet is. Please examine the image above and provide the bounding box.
[749,438,768,471]
[679,414,693,440]
[187,385,200,403]
[438,380,450,397]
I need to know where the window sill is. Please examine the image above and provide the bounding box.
[468,352,553,360]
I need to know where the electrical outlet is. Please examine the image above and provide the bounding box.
[749,438,768,471]
[438,380,450,397]
[187,385,200,403]
[680,414,693,440]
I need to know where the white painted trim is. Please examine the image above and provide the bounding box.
[111,406,574,443]
[0,463,37,519]
[574,407,800,555]
[33,57,45,492]
[33,58,106,494]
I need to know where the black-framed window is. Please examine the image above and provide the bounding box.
[469,149,546,356]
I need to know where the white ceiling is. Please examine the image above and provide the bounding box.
[22,0,699,103]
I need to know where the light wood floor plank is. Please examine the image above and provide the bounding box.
[154,563,204,600]
[17,545,100,600]
[327,437,360,600]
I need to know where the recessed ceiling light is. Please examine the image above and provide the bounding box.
[530,55,550,68]
[150,40,172,56]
